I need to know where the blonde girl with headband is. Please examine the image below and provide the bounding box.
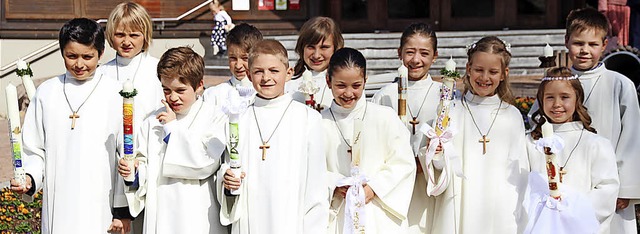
[525,67,618,234]
[429,36,529,234]
[286,16,344,111]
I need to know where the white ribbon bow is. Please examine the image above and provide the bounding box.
[420,124,465,179]
[336,167,369,234]
[535,135,565,155]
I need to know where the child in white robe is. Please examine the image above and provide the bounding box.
[203,23,262,106]
[370,23,441,233]
[528,9,640,232]
[219,39,328,234]
[526,67,619,234]
[285,17,344,111]
[118,47,229,234]
[323,47,416,233]
[432,36,530,234]
[11,18,131,233]
[101,2,163,125]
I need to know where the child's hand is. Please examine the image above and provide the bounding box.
[435,143,443,155]
[616,198,630,211]
[223,169,245,191]
[157,100,176,124]
[118,158,138,178]
[334,186,349,198]
[107,218,131,234]
[363,184,376,204]
[10,176,32,194]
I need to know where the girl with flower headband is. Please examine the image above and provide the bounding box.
[525,67,619,234]
[430,36,529,233]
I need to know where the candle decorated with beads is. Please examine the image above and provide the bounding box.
[5,84,26,187]
[436,57,460,136]
[120,80,137,182]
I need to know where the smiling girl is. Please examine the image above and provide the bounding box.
[286,17,344,111]
[430,36,529,234]
[526,67,618,234]
[323,47,415,233]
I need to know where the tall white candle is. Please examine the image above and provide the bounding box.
[445,56,456,72]
[543,43,553,57]
[398,65,408,79]
[541,121,561,199]
[5,84,26,187]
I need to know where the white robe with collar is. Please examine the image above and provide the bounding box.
[217,94,329,234]
[430,92,530,234]
[124,98,229,234]
[526,121,619,234]
[322,97,416,233]
[371,74,442,233]
[100,52,164,130]
[21,70,125,233]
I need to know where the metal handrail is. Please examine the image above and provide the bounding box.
[1,0,215,77]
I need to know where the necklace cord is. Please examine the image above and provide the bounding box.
[63,74,103,114]
[329,102,368,148]
[252,99,294,144]
[462,96,503,138]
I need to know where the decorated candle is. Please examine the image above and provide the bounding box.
[435,57,460,136]
[543,43,553,57]
[541,121,561,199]
[121,80,136,182]
[5,84,26,187]
[397,65,409,122]
[221,89,251,195]
[16,60,36,101]
[298,69,319,109]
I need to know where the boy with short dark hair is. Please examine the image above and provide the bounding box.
[10,18,131,233]
[218,39,328,234]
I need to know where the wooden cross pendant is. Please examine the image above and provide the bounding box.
[259,142,270,160]
[559,167,567,183]
[479,135,490,154]
[69,112,80,130]
[409,117,420,135]
[315,104,324,112]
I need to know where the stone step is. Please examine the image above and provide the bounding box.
[205,29,566,77]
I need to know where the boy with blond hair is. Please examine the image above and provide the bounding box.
[118,47,229,234]
[204,23,262,105]
[564,8,640,234]
[217,39,328,234]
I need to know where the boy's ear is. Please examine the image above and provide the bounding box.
[285,67,293,82]
[601,38,609,54]
[196,79,205,93]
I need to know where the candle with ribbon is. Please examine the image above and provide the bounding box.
[537,121,564,200]
[298,70,319,110]
[418,56,465,196]
[16,60,36,101]
[335,118,368,233]
[222,89,251,195]
[397,65,409,124]
[5,84,26,187]
[119,80,137,182]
